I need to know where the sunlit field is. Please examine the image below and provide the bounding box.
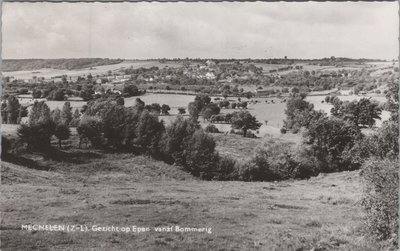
[3,60,181,80]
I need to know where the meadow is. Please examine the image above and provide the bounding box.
[1,128,382,250]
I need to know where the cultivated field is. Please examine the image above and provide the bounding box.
[3,60,181,80]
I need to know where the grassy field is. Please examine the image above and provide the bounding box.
[1,150,379,250]
[1,127,385,250]
[3,60,181,80]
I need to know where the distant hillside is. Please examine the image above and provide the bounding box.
[2,58,124,72]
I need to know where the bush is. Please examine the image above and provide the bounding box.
[237,140,294,181]
[205,124,220,133]
[361,159,398,246]
[1,136,11,156]
[213,156,239,181]
[344,121,398,167]
[280,128,287,134]
[161,117,199,165]
[184,130,219,180]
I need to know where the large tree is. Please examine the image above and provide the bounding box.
[304,116,361,172]
[123,84,140,97]
[284,95,315,130]
[331,98,382,128]
[231,111,261,137]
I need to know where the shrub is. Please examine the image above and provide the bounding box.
[161,117,199,165]
[238,140,294,181]
[344,120,399,167]
[205,124,220,133]
[280,128,287,134]
[213,156,239,181]
[238,160,262,181]
[1,136,11,156]
[361,159,398,246]
[184,130,219,180]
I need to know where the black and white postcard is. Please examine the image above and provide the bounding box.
[1,1,399,250]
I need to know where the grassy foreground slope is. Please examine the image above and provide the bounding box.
[1,145,380,250]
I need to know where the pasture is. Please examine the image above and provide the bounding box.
[16,92,390,137]
[1,126,380,250]
[1,87,393,251]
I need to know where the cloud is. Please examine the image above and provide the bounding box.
[2,2,398,60]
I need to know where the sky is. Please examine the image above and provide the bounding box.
[2,2,398,60]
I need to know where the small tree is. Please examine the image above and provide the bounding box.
[145,103,161,115]
[17,121,56,150]
[77,116,103,148]
[202,103,220,120]
[135,110,165,155]
[245,91,253,100]
[48,89,65,101]
[231,111,261,137]
[116,97,125,106]
[161,117,199,165]
[188,101,202,119]
[29,101,52,125]
[32,89,42,99]
[51,108,62,124]
[61,101,73,125]
[135,98,145,111]
[54,124,71,148]
[70,109,81,127]
[6,95,20,124]
[17,106,28,124]
[178,107,186,115]
[123,84,140,97]
[161,104,171,115]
